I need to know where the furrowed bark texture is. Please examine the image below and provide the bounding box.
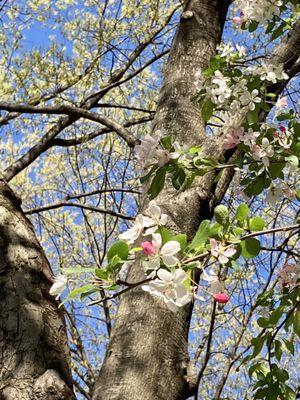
[0,178,73,400]
[92,2,228,400]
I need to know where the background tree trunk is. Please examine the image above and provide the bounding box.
[0,177,73,400]
[92,1,230,399]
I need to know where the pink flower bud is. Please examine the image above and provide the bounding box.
[279,126,286,133]
[141,241,156,256]
[233,16,243,25]
[213,293,229,304]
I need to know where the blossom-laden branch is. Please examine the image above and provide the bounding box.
[50,201,300,313]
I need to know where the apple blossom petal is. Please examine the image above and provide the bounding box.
[157,268,173,282]
[147,201,161,220]
[49,274,68,299]
[161,240,181,256]
[223,248,237,257]
[161,254,179,267]
[164,299,179,312]
[152,233,162,250]
[160,213,168,225]
[218,254,229,264]
[210,238,217,250]
[173,269,187,283]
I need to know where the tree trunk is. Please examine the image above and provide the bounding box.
[0,177,73,400]
[92,2,229,399]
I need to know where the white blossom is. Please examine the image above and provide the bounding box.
[235,0,283,25]
[208,70,232,105]
[143,201,168,236]
[210,239,237,264]
[119,214,153,244]
[252,138,274,166]
[49,274,68,300]
[238,89,261,111]
[250,62,288,84]
[142,269,191,312]
[141,233,181,270]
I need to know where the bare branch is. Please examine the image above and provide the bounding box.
[24,201,134,221]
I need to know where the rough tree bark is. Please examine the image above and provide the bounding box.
[92,1,230,399]
[0,176,73,400]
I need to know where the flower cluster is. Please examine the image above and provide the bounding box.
[266,182,296,205]
[119,200,168,243]
[216,42,246,61]
[223,125,293,167]
[135,133,171,169]
[248,62,289,84]
[117,201,237,311]
[234,0,283,26]
[142,269,191,312]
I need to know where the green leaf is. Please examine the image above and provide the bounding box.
[235,203,250,222]
[148,167,166,199]
[285,155,299,167]
[95,268,109,280]
[172,233,187,251]
[189,220,210,250]
[201,99,214,122]
[160,135,172,149]
[257,317,270,328]
[64,267,96,275]
[249,217,266,232]
[251,336,266,358]
[172,167,186,190]
[240,237,261,258]
[271,23,284,41]
[283,338,294,355]
[214,205,229,226]
[140,164,158,184]
[293,310,300,338]
[107,241,129,262]
[268,162,286,179]
[68,284,96,300]
[249,20,259,32]
[158,226,172,244]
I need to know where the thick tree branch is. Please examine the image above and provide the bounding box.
[0,102,137,146]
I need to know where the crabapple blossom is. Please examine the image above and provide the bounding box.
[207,70,232,105]
[235,0,283,25]
[217,43,246,61]
[142,268,191,312]
[252,138,274,167]
[273,126,292,149]
[223,127,244,149]
[240,128,260,147]
[135,134,160,167]
[210,239,237,264]
[135,133,171,168]
[119,214,153,244]
[49,274,68,300]
[250,62,288,84]
[143,200,168,236]
[266,182,296,205]
[232,14,243,26]
[276,96,288,110]
[238,89,261,111]
[202,269,224,294]
[141,233,181,270]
